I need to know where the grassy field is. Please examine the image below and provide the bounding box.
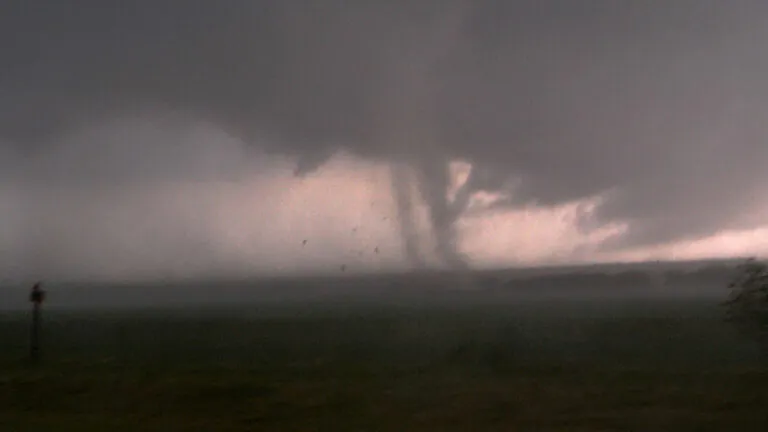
[1,299,767,431]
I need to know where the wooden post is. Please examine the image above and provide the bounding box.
[29,282,46,364]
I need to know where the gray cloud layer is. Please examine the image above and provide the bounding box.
[3,0,768,271]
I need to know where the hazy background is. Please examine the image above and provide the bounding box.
[2,0,768,283]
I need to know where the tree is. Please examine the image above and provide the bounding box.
[724,258,768,356]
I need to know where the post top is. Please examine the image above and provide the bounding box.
[30,282,46,304]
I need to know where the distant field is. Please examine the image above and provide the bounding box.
[1,298,767,431]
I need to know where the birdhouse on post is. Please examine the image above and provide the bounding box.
[29,282,46,364]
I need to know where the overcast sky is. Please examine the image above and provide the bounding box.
[2,1,768,282]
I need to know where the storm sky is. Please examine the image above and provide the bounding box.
[2,1,768,282]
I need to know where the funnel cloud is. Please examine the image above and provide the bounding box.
[2,1,768,278]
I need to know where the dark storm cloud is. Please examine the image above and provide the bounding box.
[2,0,768,265]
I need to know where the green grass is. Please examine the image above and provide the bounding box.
[1,300,767,431]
